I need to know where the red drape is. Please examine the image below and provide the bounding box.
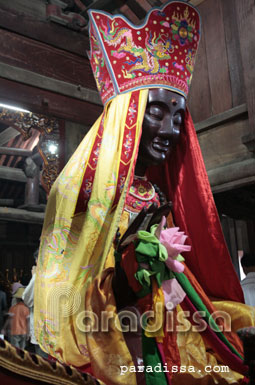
[148,109,244,303]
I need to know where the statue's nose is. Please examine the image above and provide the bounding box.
[158,116,173,138]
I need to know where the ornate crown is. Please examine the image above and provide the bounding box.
[88,1,201,105]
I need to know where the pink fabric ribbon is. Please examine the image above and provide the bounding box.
[162,278,186,309]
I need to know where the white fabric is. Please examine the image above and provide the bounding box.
[22,274,37,344]
[241,272,255,306]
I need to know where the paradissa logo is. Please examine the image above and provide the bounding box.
[119,364,230,375]
[45,283,232,334]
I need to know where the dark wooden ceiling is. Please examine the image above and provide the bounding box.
[45,0,203,28]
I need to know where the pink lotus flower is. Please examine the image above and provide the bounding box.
[155,217,191,273]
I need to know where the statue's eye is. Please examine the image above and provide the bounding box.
[148,105,163,120]
[173,113,182,125]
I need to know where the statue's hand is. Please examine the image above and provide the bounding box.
[113,202,172,309]
[116,202,172,253]
[145,201,172,230]
[113,204,157,309]
[116,204,157,253]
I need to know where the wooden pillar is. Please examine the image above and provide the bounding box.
[24,171,40,206]
[23,156,40,208]
[220,215,240,278]
[235,0,255,154]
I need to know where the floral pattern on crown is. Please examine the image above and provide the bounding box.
[88,1,201,105]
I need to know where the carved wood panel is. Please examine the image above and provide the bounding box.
[0,106,60,193]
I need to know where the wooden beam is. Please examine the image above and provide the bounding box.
[0,207,44,224]
[0,78,103,126]
[195,104,248,133]
[0,28,96,91]
[0,63,102,106]
[136,0,151,12]
[0,199,14,207]
[126,0,147,19]
[0,165,26,183]
[0,127,19,146]
[0,4,89,56]
[0,0,46,19]
[189,0,205,6]
[146,0,162,6]
[211,176,255,194]
[119,4,140,23]
[86,0,115,10]
[208,158,255,189]
[0,147,32,157]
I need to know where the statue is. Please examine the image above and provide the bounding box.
[33,2,254,385]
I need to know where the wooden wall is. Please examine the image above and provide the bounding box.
[0,0,102,126]
[188,0,245,122]
[187,0,255,195]
[186,0,255,259]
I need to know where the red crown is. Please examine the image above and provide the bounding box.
[88,1,201,105]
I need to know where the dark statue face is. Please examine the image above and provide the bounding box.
[135,88,186,175]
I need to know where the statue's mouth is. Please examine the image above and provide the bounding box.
[152,139,170,153]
